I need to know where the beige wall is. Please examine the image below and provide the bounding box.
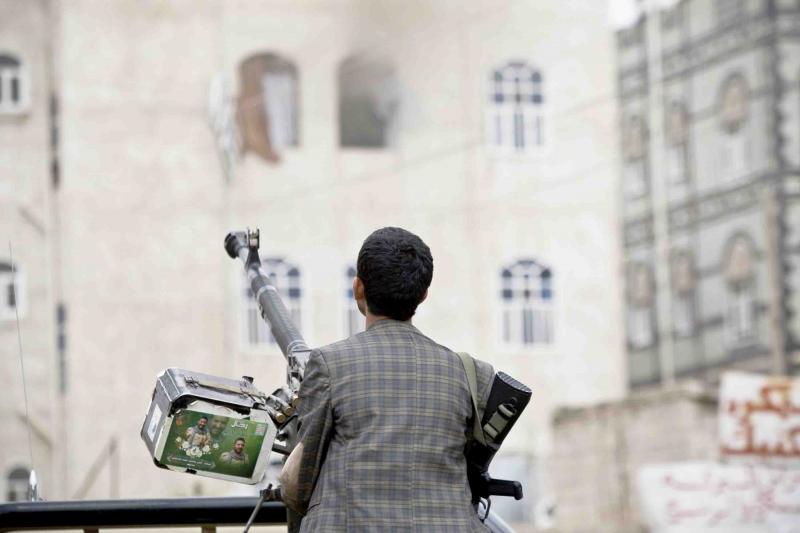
[2,2,624,526]
[0,0,57,501]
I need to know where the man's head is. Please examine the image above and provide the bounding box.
[355,227,433,321]
[234,438,245,453]
[209,416,227,436]
[197,417,208,429]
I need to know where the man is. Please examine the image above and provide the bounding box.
[184,416,211,448]
[280,227,493,532]
[220,437,249,465]
[208,416,228,443]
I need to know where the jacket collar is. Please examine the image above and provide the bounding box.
[366,318,420,333]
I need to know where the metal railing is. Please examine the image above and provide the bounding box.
[0,497,286,532]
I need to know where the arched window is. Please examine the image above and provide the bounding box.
[671,250,695,337]
[338,55,398,148]
[0,261,25,321]
[500,260,553,346]
[717,73,750,181]
[723,235,757,345]
[622,114,648,199]
[6,466,30,502]
[0,54,27,114]
[665,101,689,184]
[237,53,299,163]
[488,61,544,153]
[242,258,302,348]
[627,262,655,349]
[343,265,364,337]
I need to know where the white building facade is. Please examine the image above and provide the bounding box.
[1,0,623,527]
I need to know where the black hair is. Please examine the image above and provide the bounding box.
[198,416,208,422]
[235,437,246,444]
[356,227,433,321]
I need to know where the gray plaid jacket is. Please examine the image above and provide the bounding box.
[294,319,494,532]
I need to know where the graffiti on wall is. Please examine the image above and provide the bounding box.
[720,372,800,461]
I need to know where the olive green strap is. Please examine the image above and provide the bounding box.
[457,352,487,446]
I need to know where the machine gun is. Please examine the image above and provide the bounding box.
[223,228,312,446]
[140,230,307,483]
[142,228,530,532]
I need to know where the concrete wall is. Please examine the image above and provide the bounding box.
[550,388,718,533]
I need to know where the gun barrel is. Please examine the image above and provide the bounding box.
[225,231,310,361]
[248,268,309,357]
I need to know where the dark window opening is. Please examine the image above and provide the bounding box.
[338,55,398,148]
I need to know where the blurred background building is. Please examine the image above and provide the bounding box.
[551,0,800,531]
[2,0,797,531]
[0,1,623,529]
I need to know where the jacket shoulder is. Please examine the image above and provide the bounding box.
[310,336,359,361]
[417,335,495,408]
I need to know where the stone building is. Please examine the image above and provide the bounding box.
[620,0,800,390]
[0,1,623,528]
[552,0,800,530]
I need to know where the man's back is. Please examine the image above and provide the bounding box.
[295,319,493,532]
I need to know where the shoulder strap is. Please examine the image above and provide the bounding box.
[457,352,487,446]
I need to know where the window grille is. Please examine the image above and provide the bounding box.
[343,266,364,337]
[500,259,553,346]
[243,258,302,348]
[487,61,544,153]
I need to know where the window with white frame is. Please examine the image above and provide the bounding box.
[723,236,757,346]
[622,114,648,199]
[500,260,553,346]
[0,54,27,114]
[627,263,655,349]
[717,73,750,181]
[343,265,364,337]
[0,262,25,321]
[487,61,544,153]
[242,258,302,348]
[671,251,696,337]
[665,101,689,184]
[6,466,30,502]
